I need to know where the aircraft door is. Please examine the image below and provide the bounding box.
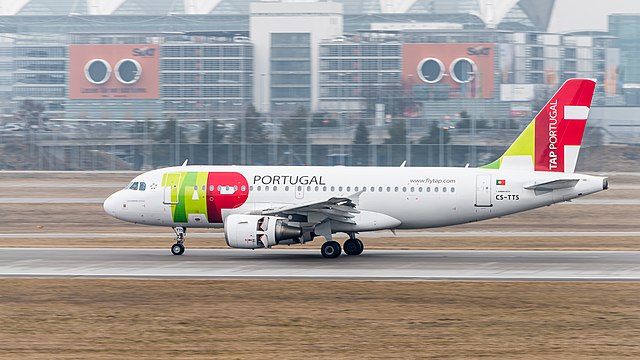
[295,185,304,199]
[163,173,181,205]
[475,174,492,207]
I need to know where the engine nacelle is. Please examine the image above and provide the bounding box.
[224,214,302,249]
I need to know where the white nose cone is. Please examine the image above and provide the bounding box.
[103,192,119,217]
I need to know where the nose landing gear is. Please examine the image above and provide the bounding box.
[171,226,186,255]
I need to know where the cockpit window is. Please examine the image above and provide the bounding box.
[139,182,146,191]
[129,182,139,190]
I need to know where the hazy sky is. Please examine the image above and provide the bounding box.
[548,0,640,33]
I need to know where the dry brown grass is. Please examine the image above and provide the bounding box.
[1,174,639,359]
[0,279,638,359]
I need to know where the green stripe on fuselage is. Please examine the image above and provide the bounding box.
[187,172,208,217]
[173,172,189,223]
[173,172,208,223]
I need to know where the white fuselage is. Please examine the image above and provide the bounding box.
[103,165,607,232]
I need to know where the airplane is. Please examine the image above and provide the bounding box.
[103,78,608,258]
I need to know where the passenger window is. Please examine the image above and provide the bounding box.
[378,187,382,192]
[418,187,422,192]
[129,182,139,190]
[194,186,198,191]
[273,186,277,191]
[297,186,302,191]
[285,186,290,191]
[139,182,146,191]
[427,187,431,192]
[451,187,455,193]
[443,187,447,192]
[355,187,359,192]
[402,187,407,192]
[250,186,254,191]
[435,187,439,192]
[394,187,398,192]
[257,186,262,191]
[346,186,351,192]
[209,185,214,191]
[315,186,319,191]
[339,186,343,192]
[307,186,311,192]
[323,186,327,192]
[331,186,335,191]
[241,185,246,191]
[265,186,270,191]
[387,187,391,192]
[234,186,238,191]
[410,187,415,192]
[202,186,205,191]
[217,185,222,191]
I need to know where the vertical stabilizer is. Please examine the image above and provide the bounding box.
[482,78,596,173]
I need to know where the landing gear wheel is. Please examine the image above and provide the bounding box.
[171,226,187,255]
[171,243,185,256]
[344,238,364,256]
[321,241,342,259]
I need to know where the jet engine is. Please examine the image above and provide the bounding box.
[224,214,302,249]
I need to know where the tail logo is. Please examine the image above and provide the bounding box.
[482,78,595,173]
[548,99,559,170]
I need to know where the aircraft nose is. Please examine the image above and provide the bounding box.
[103,191,120,217]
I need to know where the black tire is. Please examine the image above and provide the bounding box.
[321,241,341,258]
[171,243,185,255]
[344,238,364,256]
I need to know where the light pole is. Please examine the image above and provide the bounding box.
[439,126,447,167]
[439,125,455,167]
[338,72,345,165]
[306,110,311,165]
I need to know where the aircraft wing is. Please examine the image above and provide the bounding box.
[524,179,580,191]
[260,193,361,224]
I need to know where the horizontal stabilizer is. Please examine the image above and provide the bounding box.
[524,179,579,191]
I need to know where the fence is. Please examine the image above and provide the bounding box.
[3,141,507,170]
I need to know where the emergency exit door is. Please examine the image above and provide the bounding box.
[475,174,492,207]
[163,173,181,205]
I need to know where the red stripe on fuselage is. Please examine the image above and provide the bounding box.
[206,172,249,223]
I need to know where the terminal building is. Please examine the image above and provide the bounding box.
[0,0,628,126]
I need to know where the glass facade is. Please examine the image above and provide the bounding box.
[610,14,640,104]
[13,43,67,115]
[161,40,253,120]
[270,33,311,113]
[8,33,254,120]
[319,33,402,115]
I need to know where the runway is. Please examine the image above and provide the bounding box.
[0,248,638,281]
[2,230,640,239]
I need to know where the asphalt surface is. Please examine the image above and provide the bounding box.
[0,248,638,281]
[2,231,640,239]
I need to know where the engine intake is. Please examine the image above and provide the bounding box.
[224,214,302,249]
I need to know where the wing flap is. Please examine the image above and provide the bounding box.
[260,195,360,225]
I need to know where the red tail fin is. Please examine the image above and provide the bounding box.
[482,78,596,173]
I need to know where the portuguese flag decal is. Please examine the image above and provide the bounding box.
[496,179,506,186]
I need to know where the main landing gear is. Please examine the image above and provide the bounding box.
[320,234,364,258]
[171,226,186,255]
